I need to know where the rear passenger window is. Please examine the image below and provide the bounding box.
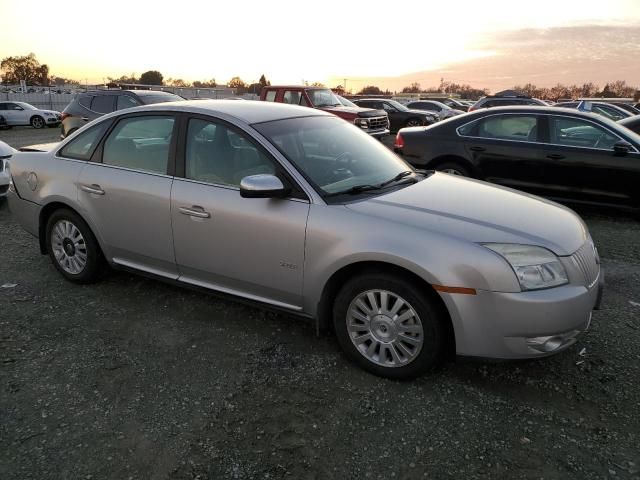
[102,116,175,174]
[185,118,275,187]
[79,96,93,108]
[116,95,140,110]
[58,122,110,161]
[91,96,115,113]
[473,115,538,141]
[264,91,277,102]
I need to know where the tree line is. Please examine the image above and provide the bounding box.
[0,54,272,94]
[351,79,639,101]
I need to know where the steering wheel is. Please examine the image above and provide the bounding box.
[334,151,353,165]
[332,151,354,181]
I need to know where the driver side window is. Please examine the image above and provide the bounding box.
[549,117,621,150]
[185,118,276,187]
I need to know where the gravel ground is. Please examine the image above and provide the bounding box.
[1,130,639,479]
[0,126,61,149]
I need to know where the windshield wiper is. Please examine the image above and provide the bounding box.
[377,170,414,188]
[324,171,417,198]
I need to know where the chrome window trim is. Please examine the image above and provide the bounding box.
[78,161,174,179]
[455,112,639,153]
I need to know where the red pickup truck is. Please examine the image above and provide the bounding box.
[260,86,389,138]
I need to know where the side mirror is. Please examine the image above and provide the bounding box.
[14,106,23,111]
[240,174,290,199]
[613,141,632,155]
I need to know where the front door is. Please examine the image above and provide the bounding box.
[542,115,640,207]
[171,117,309,310]
[77,114,178,277]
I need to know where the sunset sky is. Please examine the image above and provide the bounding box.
[1,0,639,92]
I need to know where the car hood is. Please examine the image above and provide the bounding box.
[345,173,587,256]
[19,142,60,152]
[321,106,386,118]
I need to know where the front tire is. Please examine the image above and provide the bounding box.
[333,272,448,379]
[436,162,470,177]
[31,116,45,129]
[45,209,105,283]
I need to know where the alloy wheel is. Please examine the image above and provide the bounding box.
[31,117,44,129]
[51,220,88,274]
[346,289,424,367]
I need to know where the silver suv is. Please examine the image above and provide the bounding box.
[7,101,603,378]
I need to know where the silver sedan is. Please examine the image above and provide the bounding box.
[6,100,603,378]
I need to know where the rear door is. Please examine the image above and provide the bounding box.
[459,113,548,193]
[541,114,640,207]
[77,113,178,277]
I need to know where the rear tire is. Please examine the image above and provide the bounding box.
[45,209,106,284]
[404,118,423,127]
[31,116,45,129]
[333,272,448,379]
[435,162,470,177]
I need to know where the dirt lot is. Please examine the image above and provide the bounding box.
[1,129,639,479]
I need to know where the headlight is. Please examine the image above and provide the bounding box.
[354,118,369,129]
[483,244,568,291]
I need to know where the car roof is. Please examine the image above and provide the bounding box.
[263,85,326,90]
[118,99,331,124]
[78,89,180,97]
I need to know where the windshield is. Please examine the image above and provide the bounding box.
[307,89,341,108]
[337,95,357,108]
[254,116,412,199]
[387,100,409,112]
[139,93,184,105]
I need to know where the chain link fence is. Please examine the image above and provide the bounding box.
[1,84,259,112]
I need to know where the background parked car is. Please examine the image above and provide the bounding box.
[555,101,632,121]
[468,93,546,111]
[422,97,470,112]
[352,98,438,131]
[0,101,61,129]
[618,114,640,135]
[608,102,640,115]
[60,89,184,138]
[0,114,7,130]
[405,100,464,121]
[0,140,16,199]
[394,106,640,211]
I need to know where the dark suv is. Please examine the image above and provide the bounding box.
[469,93,545,111]
[60,90,183,138]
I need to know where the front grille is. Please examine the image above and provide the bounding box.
[571,240,600,288]
[367,116,388,131]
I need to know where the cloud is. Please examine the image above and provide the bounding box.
[331,24,640,93]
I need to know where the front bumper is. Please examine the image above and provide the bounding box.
[366,128,390,138]
[440,275,603,359]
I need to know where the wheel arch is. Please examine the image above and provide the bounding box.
[316,260,456,356]
[38,201,106,259]
[428,154,480,178]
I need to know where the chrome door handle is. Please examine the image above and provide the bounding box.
[80,184,105,195]
[179,206,210,218]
